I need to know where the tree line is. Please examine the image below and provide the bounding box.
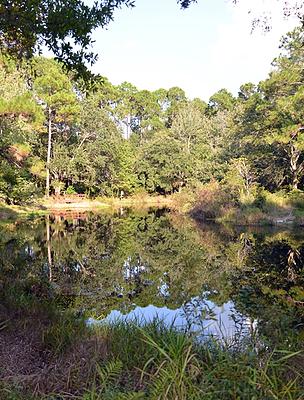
[0,25,303,204]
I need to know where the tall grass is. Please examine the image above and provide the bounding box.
[1,302,303,399]
[83,319,303,400]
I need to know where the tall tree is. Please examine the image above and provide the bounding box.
[171,101,204,154]
[33,58,79,196]
[237,26,304,190]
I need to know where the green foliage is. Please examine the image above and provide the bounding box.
[208,88,235,113]
[141,328,200,399]
[0,25,304,205]
[0,0,136,79]
[66,185,77,195]
[33,57,80,121]
[85,320,303,400]
[137,131,196,194]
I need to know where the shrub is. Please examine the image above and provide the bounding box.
[288,189,304,210]
[190,181,239,221]
[66,185,77,195]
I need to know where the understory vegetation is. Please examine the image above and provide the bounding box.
[0,26,303,225]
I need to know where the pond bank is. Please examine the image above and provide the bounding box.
[2,191,304,229]
[1,296,303,400]
[190,206,304,227]
[0,203,47,223]
[0,195,175,221]
[189,185,304,227]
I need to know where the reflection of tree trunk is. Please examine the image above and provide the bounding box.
[46,215,52,282]
[46,107,52,197]
[290,144,301,189]
[237,233,252,264]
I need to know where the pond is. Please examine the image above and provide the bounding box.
[1,208,304,345]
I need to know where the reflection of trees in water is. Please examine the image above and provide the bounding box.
[1,211,304,344]
[227,237,304,345]
[0,211,212,313]
[181,295,217,331]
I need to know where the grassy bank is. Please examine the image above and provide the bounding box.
[0,194,176,221]
[190,183,304,227]
[1,318,303,399]
[0,202,47,223]
[0,284,303,400]
[42,193,175,211]
[2,187,304,228]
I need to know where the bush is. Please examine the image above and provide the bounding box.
[288,189,304,210]
[9,177,40,204]
[252,187,267,209]
[190,181,239,221]
[66,185,77,195]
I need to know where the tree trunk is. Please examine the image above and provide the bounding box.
[46,107,52,197]
[290,144,301,190]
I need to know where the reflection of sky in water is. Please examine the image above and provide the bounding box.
[88,296,253,340]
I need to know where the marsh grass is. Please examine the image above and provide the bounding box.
[1,317,303,399]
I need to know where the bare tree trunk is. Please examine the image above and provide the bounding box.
[46,107,52,197]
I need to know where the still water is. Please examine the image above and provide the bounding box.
[1,208,304,343]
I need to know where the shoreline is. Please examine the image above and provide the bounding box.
[0,195,175,221]
[1,195,304,228]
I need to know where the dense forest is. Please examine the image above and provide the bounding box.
[0,25,303,216]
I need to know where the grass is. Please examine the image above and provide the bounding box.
[0,201,47,223]
[84,319,304,400]
[96,193,175,210]
[1,306,303,399]
[0,281,303,399]
[0,194,175,219]
[191,184,304,226]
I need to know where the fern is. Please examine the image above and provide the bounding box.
[96,359,123,391]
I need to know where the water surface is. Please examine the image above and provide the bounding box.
[1,209,304,344]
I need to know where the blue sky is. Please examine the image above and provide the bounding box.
[90,0,298,101]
